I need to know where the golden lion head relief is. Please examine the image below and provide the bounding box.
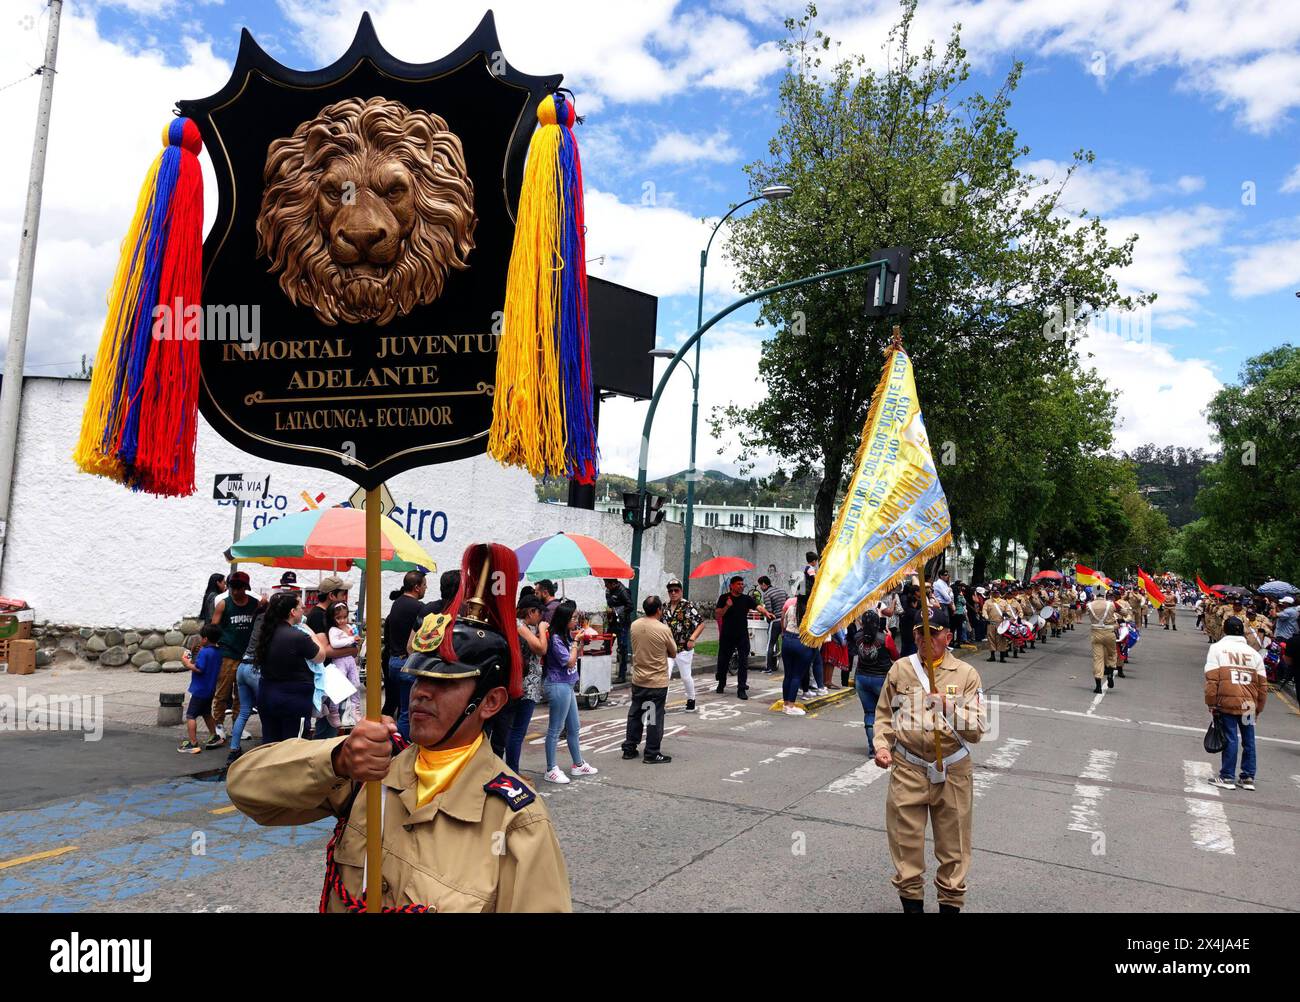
[255,96,477,327]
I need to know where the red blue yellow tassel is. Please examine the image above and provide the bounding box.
[74,118,204,496]
[490,92,599,483]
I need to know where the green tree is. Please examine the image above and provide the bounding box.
[714,1,1146,553]
[1186,344,1300,583]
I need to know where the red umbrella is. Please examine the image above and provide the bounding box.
[1031,569,1063,581]
[690,556,756,579]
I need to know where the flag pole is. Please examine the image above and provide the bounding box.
[891,325,944,771]
[364,490,382,911]
[914,558,945,772]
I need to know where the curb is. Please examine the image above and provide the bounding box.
[767,684,859,714]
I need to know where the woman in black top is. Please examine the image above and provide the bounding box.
[199,573,226,623]
[255,592,332,743]
[899,588,921,657]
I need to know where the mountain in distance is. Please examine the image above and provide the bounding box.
[534,467,821,508]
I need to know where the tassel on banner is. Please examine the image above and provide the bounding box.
[73,117,204,496]
[489,92,599,483]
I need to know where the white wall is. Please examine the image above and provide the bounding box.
[2,377,814,627]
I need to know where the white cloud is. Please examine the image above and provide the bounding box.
[597,324,773,480]
[645,130,740,168]
[1281,164,1300,193]
[583,188,741,299]
[1076,327,1221,451]
[0,6,228,373]
[795,0,1300,133]
[1023,159,1208,215]
[1102,206,1233,324]
[277,0,785,111]
[1229,237,1300,297]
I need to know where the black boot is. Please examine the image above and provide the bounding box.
[986,653,996,662]
[1117,667,1125,678]
[939,904,961,914]
[901,897,925,914]
[999,651,1007,663]
[1106,672,1114,688]
[1094,679,1103,694]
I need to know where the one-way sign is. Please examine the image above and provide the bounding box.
[213,473,271,502]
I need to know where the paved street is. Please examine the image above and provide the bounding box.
[2,618,1298,912]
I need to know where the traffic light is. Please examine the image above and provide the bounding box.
[864,246,909,317]
[645,493,667,529]
[622,491,668,530]
[622,491,642,528]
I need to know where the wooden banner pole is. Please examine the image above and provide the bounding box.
[915,560,945,771]
[364,490,382,912]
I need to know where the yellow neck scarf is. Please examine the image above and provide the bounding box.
[414,731,483,808]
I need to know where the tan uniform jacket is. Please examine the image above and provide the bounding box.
[873,651,986,760]
[1244,615,1272,652]
[1086,599,1118,631]
[983,598,1004,622]
[226,735,572,912]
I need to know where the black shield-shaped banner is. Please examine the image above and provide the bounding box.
[177,13,561,488]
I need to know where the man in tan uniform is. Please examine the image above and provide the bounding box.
[1205,596,1225,643]
[983,588,1008,663]
[227,543,571,912]
[874,608,987,913]
[1085,590,1120,693]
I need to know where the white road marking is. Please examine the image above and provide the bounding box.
[1182,761,1236,855]
[973,738,1031,799]
[1068,749,1117,836]
[818,761,888,795]
[1292,774,1300,793]
[729,718,772,732]
[997,701,1300,746]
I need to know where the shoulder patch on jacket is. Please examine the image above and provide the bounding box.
[484,772,536,812]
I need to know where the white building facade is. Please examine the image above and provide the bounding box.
[0,377,817,628]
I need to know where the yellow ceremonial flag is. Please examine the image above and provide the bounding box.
[800,345,951,644]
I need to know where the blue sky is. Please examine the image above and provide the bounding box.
[3,0,1298,479]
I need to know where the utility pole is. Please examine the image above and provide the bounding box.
[0,0,64,578]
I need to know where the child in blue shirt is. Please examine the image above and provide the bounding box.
[179,625,224,753]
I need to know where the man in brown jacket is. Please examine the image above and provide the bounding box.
[622,594,677,764]
[1204,616,1267,791]
[873,609,987,913]
[227,544,571,912]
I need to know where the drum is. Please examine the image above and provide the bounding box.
[1116,623,1130,643]
[997,620,1010,635]
[1042,605,1056,622]
[1126,627,1139,650]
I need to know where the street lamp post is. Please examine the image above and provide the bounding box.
[670,185,792,599]
[629,257,893,618]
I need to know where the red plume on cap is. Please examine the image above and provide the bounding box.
[438,543,524,699]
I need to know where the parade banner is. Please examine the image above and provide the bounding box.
[173,14,578,490]
[799,345,951,644]
[1075,563,1104,587]
[1137,567,1166,607]
[1196,574,1217,597]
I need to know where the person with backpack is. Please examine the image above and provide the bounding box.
[854,609,895,754]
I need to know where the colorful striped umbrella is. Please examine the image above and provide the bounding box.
[229,506,435,572]
[514,532,633,581]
